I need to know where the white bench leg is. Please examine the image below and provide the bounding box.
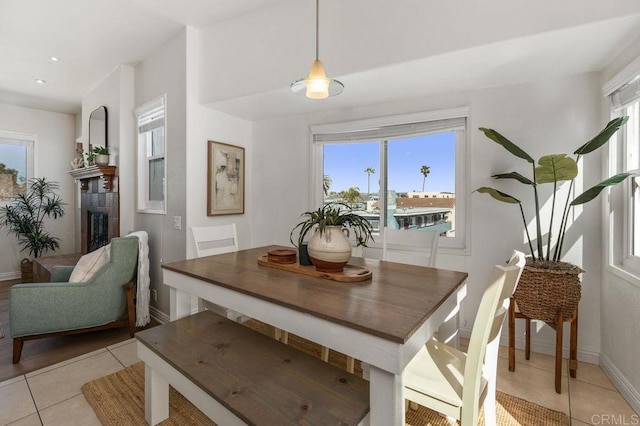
[145,364,169,425]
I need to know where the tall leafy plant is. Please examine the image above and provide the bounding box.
[0,177,65,258]
[476,117,632,262]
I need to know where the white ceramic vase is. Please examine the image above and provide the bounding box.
[95,154,109,166]
[307,226,352,272]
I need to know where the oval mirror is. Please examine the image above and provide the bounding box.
[89,106,108,151]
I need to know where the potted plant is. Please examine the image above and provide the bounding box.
[92,146,110,166]
[290,203,374,272]
[475,117,632,321]
[0,177,66,282]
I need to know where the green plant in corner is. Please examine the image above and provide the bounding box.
[290,203,374,248]
[0,177,66,259]
[475,117,632,262]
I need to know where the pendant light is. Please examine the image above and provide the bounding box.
[291,0,343,99]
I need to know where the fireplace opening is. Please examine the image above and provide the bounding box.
[88,211,109,252]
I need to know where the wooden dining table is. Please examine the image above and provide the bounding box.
[161,245,468,426]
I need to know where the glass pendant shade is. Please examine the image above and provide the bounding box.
[291,60,344,99]
[291,0,343,99]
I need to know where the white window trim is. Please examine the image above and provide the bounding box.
[605,57,640,282]
[135,94,167,214]
[310,107,470,253]
[0,130,35,205]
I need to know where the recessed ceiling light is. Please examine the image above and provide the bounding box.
[50,56,61,62]
[36,79,46,84]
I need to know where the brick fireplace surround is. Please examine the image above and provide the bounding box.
[79,171,119,254]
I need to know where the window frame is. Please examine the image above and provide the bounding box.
[0,130,35,204]
[621,101,640,274]
[135,94,167,214]
[605,55,640,282]
[310,107,470,252]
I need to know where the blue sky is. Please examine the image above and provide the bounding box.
[323,132,456,193]
[0,144,27,179]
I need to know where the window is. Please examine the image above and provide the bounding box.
[0,132,34,202]
[135,95,166,214]
[311,108,468,250]
[618,90,640,270]
[607,60,640,274]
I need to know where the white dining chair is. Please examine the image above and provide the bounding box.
[191,224,289,342]
[403,251,525,426]
[382,227,439,267]
[191,224,244,322]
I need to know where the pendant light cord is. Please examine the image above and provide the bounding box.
[315,0,319,61]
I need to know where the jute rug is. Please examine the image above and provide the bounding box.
[83,321,570,425]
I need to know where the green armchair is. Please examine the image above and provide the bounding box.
[10,236,139,363]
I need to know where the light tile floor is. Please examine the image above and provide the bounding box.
[0,338,637,425]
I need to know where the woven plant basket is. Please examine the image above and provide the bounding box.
[20,258,33,283]
[513,259,583,323]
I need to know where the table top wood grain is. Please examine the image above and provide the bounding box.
[162,245,468,344]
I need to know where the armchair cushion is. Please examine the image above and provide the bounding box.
[69,244,110,283]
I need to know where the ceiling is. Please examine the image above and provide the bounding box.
[0,0,286,114]
[1,0,640,119]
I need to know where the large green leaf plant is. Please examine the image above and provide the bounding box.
[476,117,632,262]
[0,177,65,259]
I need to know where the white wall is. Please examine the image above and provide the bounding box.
[81,64,136,245]
[251,72,605,362]
[135,29,188,316]
[184,27,254,258]
[0,103,76,278]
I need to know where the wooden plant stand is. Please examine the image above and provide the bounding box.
[508,297,578,394]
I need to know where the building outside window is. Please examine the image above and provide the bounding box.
[0,132,34,202]
[312,108,468,250]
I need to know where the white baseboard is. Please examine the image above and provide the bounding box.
[459,325,600,364]
[0,271,20,281]
[149,306,170,324]
[600,353,640,415]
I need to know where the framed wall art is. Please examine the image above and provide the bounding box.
[207,141,245,216]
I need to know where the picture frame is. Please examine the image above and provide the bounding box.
[207,141,245,216]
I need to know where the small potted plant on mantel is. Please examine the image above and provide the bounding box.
[91,146,110,166]
[290,203,374,272]
[0,178,66,282]
[475,117,632,322]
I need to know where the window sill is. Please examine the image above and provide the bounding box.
[607,264,640,289]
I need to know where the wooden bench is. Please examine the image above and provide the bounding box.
[136,310,370,425]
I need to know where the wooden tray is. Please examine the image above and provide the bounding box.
[257,255,372,282]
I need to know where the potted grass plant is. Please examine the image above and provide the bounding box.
[475,117,632,321]
[0,177,66,282]
[290,203,374,272]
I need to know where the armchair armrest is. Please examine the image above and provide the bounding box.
[50,266,75,282]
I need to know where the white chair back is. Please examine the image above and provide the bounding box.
[191,224,238,258]
[461,250,525,425]
[190,224,243,322]
[382,228,439,267]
